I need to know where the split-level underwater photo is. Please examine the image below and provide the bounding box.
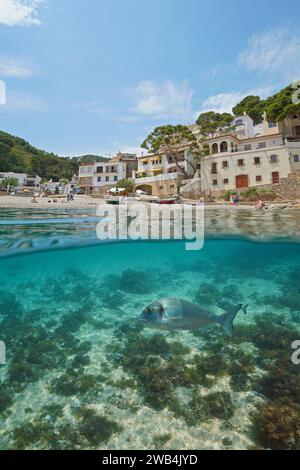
[0,0,300,457]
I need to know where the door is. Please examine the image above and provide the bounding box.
[236,175,249,188]
[272,172,280,184]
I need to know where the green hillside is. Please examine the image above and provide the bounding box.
[74,154,109,163]
[0,131,108,181]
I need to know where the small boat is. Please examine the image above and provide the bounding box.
[105,197,121,205]
[156,197,179,205]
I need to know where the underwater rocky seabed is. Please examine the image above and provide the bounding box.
[0,210,299,450]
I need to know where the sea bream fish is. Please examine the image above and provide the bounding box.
[140,298,248,337]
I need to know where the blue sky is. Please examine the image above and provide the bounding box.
[0,0,300,157]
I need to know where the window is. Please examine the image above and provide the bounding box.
[170,185,175,189]
[238,159,245,166]
[211,143,218,154]
[235,119,244,126]
[222,161,228,168]
[258,142,266,149]
[223,179,229,184]
[254,157,261,165]
[96,167,103,173]
[159,186,164,190]
[294,155,300,163]
[211,162,217,174]
[105,176,109,182]
[114,176,118,181]
[270,155,278,163]
[212,179,218,186]
[256,175,262,182]
[244,144,252,151]
[268,121,277,128]
[295,126,300,136]
[97,177,101,182]
[220,141,228,153]
[196,163,201,170]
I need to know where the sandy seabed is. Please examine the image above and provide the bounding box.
[0,238,299,450]
[0,194,100,209]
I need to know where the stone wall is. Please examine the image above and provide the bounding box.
[179,177,202,199]
[180,175,300,201]
[255,175,300,200]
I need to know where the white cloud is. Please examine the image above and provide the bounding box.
[199,92,246,115]
[0,0,43,26]
[238,28,300,81]
[197,86,274,116]
[130,80,194,121]
[3,90,45,110]
[0,55,38,78]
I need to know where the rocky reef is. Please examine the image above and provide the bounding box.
[0,239,299,450]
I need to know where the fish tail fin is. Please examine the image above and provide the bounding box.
[220,304,247,337]
[242,304,249,315]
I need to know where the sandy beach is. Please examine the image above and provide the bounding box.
[0,194,101,209]
[1,194,300,210]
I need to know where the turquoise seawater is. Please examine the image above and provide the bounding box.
[0,210,299,450]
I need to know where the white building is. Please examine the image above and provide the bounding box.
[134,150,195,196]
[79,161,127,194]
[198,130,300,192]
[0,172,41,191]
[232,113,280,138]
[233,114,255,138]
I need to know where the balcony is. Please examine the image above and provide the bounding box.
[79,177,93,187]
[135,172,182,184]
[24,180,37,187]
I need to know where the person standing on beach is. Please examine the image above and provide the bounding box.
[233,194,239,207]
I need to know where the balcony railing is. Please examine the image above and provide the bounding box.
[135,173,182,184]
